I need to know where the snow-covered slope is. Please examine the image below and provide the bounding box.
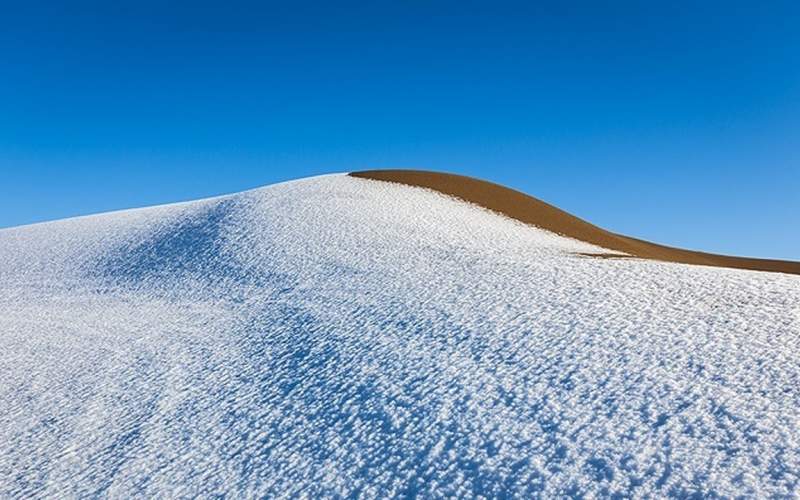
[1,174,798,498]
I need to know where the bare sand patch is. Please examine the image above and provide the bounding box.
[350,170,799,276]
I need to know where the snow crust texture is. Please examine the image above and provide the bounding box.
[1,174,799,498]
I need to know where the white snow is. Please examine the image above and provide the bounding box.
[1,173,798,498]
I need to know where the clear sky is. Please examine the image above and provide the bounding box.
[2,1,798,260]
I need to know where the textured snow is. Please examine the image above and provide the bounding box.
[1,174,799,498]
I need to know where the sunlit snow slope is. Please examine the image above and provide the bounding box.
[1,174,799,498]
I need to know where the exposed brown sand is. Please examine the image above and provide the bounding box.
[350,170,800,276]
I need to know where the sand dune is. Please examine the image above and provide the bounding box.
[351,169,800,275]
[2,174,799,497]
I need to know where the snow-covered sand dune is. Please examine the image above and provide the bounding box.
[1,173,799,497]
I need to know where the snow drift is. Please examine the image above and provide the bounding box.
[1,173,798,497]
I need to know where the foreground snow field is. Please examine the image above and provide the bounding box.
[1,174,799,497]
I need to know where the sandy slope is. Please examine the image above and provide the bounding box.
[1,173,799,497]
[351,170,800,275]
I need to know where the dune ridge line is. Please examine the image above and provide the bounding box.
[350,169,800,276]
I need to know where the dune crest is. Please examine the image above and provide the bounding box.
[350,169,800,275]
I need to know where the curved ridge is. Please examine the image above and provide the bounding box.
[350,169,800,276]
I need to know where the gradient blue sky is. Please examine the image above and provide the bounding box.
[2,1,798,259]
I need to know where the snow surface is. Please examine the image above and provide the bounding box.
[1,174,799,498]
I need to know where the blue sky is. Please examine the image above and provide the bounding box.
[2,1,798,259]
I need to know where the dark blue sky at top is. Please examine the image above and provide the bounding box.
[1,1,798,259]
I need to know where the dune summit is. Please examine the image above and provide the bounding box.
[1,173,799,497]
[351,169,800,275]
